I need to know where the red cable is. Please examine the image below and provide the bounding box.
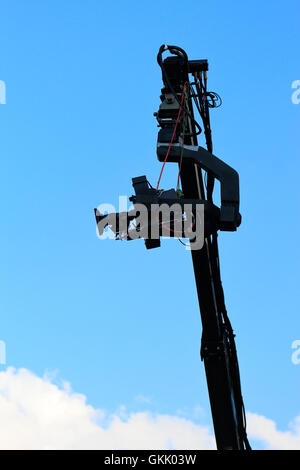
[176,84,189,192]
[156,82,188,191]
[176,108,186,192]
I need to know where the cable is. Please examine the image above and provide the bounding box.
[176,84,189,193]
[178,238,189,247]
[156,82,188,190]
[192,75,215,201]
[206,91,222,108]
[210,231,251,450]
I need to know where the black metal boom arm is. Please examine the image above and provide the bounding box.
[155,44,251,450]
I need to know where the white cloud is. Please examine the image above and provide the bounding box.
[0,367,214,450]
[0,367,298,450]
[246,412,300,450]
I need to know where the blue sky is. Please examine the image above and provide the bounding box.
[0,0,299,449]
